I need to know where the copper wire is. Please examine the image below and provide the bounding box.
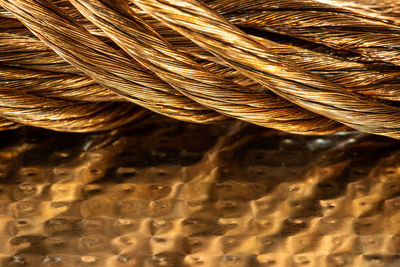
[1,0,400,136]
[133,0,400,137]
[1,0,225,124]
[69,0,348,134]
[0,85,147,132]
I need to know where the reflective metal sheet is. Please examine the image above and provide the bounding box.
[0,117,399,266]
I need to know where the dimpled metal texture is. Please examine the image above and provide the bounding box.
[0,116,400,267]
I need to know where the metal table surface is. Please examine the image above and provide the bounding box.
[0,116,399,266]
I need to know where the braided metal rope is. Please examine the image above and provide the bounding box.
[1,0,400,137]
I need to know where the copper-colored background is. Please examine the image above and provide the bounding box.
[0,116,399,266]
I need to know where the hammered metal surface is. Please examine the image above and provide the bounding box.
[0,116,400,266]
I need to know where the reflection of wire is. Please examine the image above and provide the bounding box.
[2,0,400,137]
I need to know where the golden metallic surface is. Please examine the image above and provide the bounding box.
[0,117,400,266]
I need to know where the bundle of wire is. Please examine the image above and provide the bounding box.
[2,0,400,138]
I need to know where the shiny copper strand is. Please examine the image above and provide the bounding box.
[133,0,400,137]
[2,1,400,136]
[0,85,148,132]
[209,0,400,65]
[68,0,345,134]
[0,0,225,124]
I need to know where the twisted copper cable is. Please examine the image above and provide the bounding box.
[133,0,400,137]
[1,0,400,137]
[0,0,225,124]
[4,1,400,101]
[0,66,125,102]
[0,23,81,73]
[0,117,20,131]
[123,2,400,102]
[4,0,342,134]
[68,0,349,134]
[209,0,400,65]
[6,11,400,105]
[0,85,147,132]
[298,0,400,26]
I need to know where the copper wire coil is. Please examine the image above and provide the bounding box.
[1,0,400,137]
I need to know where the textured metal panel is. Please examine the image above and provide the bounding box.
[0,117,399,266]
